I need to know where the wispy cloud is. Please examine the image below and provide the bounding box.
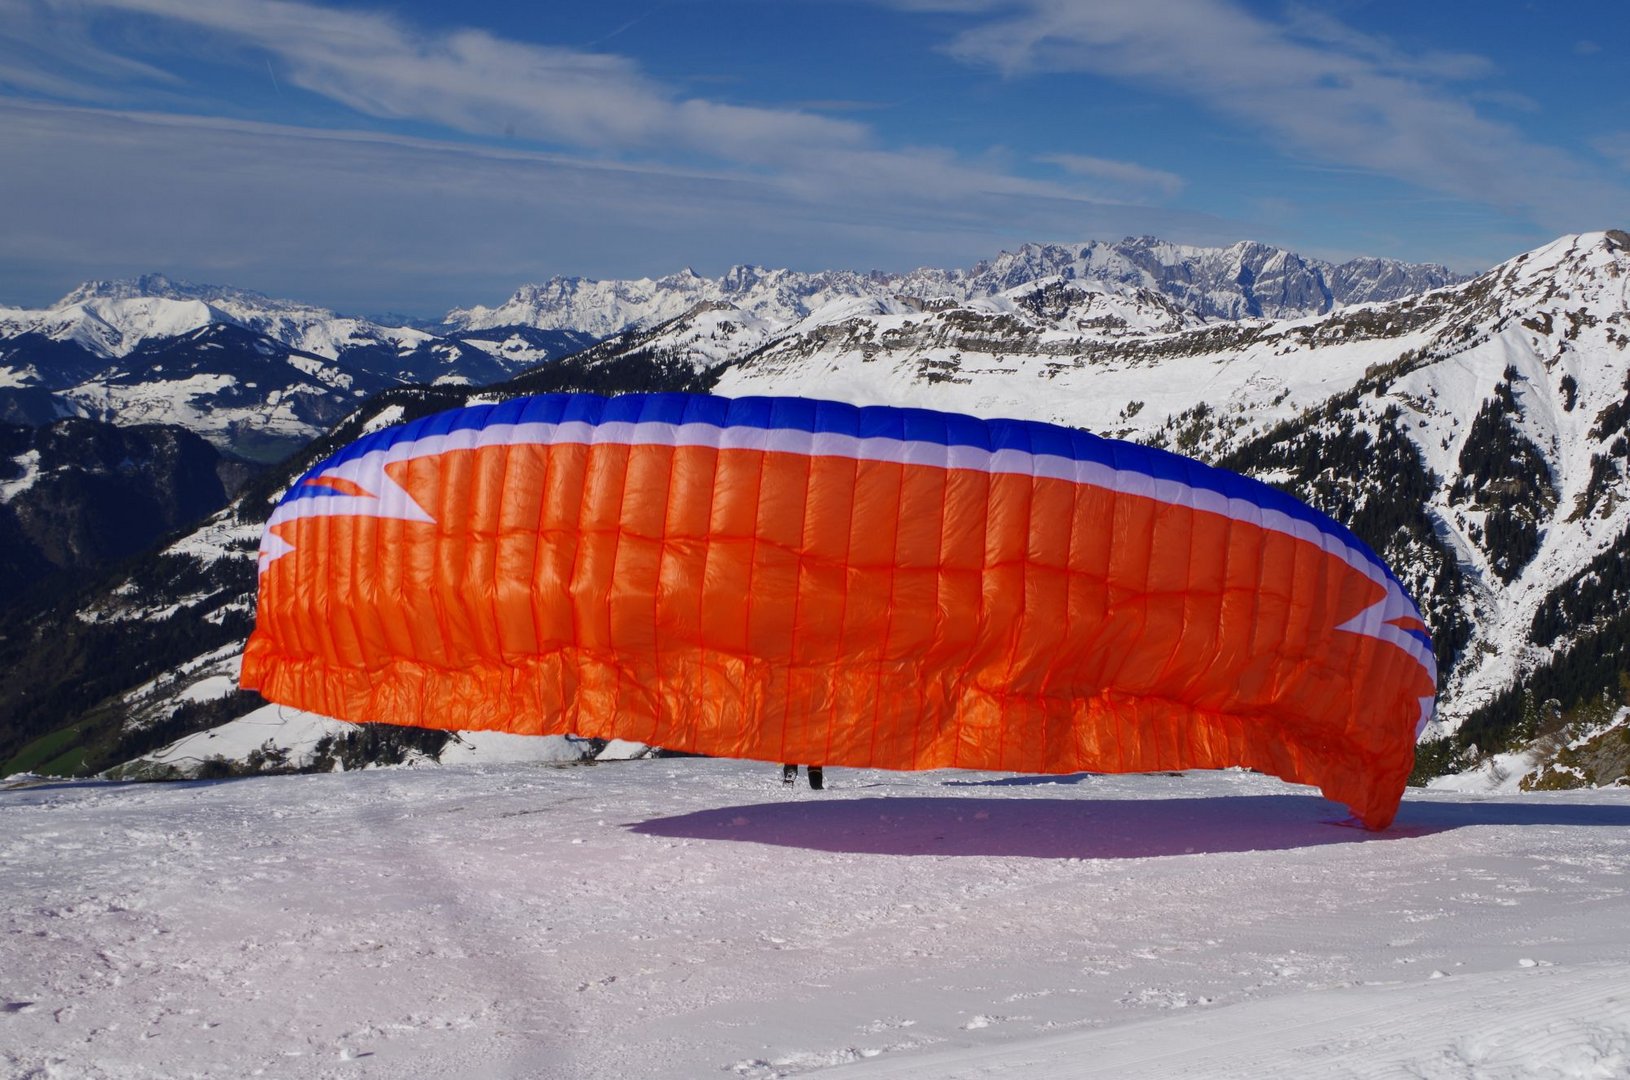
[0,0,1178,227]
[1276,5,1495,82]
[899,0,1625,229]
[0,0,183,98]
[1595,133,1630,171]
[14,0,866,159]
[1037,154,1183,199]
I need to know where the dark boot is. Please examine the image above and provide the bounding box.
[808,766,824,790]
[782,764,797,784]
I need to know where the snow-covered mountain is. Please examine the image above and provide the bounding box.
[904,237,1465,321]
[0,277,596,459]
[2,232,1622,788]
[446,237,1465,335]
[5,273,433,362]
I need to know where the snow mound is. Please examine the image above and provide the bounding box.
[115,704,641,777]
[437,730,602,765]
[134,704,354,774]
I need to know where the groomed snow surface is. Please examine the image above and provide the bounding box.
[4,760,1629,1080]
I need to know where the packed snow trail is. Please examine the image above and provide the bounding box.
[3,760,1629,1079]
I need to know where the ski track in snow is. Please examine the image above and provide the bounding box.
[3,761,1629,1079]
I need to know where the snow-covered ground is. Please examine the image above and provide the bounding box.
[5,760,1629,1079]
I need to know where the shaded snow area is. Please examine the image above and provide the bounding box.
[5,762,1629,1079]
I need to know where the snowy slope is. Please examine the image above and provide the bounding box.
[1382,234,1630,721]
[708,287,1401,443]
[3,759,1628,1079]
[48,322,368,462]
[611,278,1203,377]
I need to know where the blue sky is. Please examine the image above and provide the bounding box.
[1,0,1625,316]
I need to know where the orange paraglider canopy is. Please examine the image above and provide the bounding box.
[241,393,1437,828]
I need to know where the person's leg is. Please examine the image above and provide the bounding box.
[808,766,824,790]
[782,764,798,784]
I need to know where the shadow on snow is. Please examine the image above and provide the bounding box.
[627,791,1630,860]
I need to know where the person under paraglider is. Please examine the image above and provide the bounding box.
[782,764,824,790]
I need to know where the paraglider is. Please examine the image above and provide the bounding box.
[240,392,1436,829]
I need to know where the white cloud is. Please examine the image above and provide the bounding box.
[913,0,1626,230]
[1594,133,1630,172]
[0,0,1200,238]
[19,0,870,163]
[0,0,183,98]
[1038,154,1183,198]
[1276,5,1495,82]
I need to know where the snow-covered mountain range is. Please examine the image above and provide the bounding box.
[0,239,1461,460]
[446,236,1465,336]
[2,231,1626,788]
[0,277,593,459]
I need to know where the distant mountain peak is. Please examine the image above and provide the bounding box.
[55,273,266,308]
[446,236,1469,337]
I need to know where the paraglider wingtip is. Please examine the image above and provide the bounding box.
[1325,809,1402,832]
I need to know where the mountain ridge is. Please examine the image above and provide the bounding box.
[445,236,1466,336]
[0,283,596,461]
[1,235,1462,464]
